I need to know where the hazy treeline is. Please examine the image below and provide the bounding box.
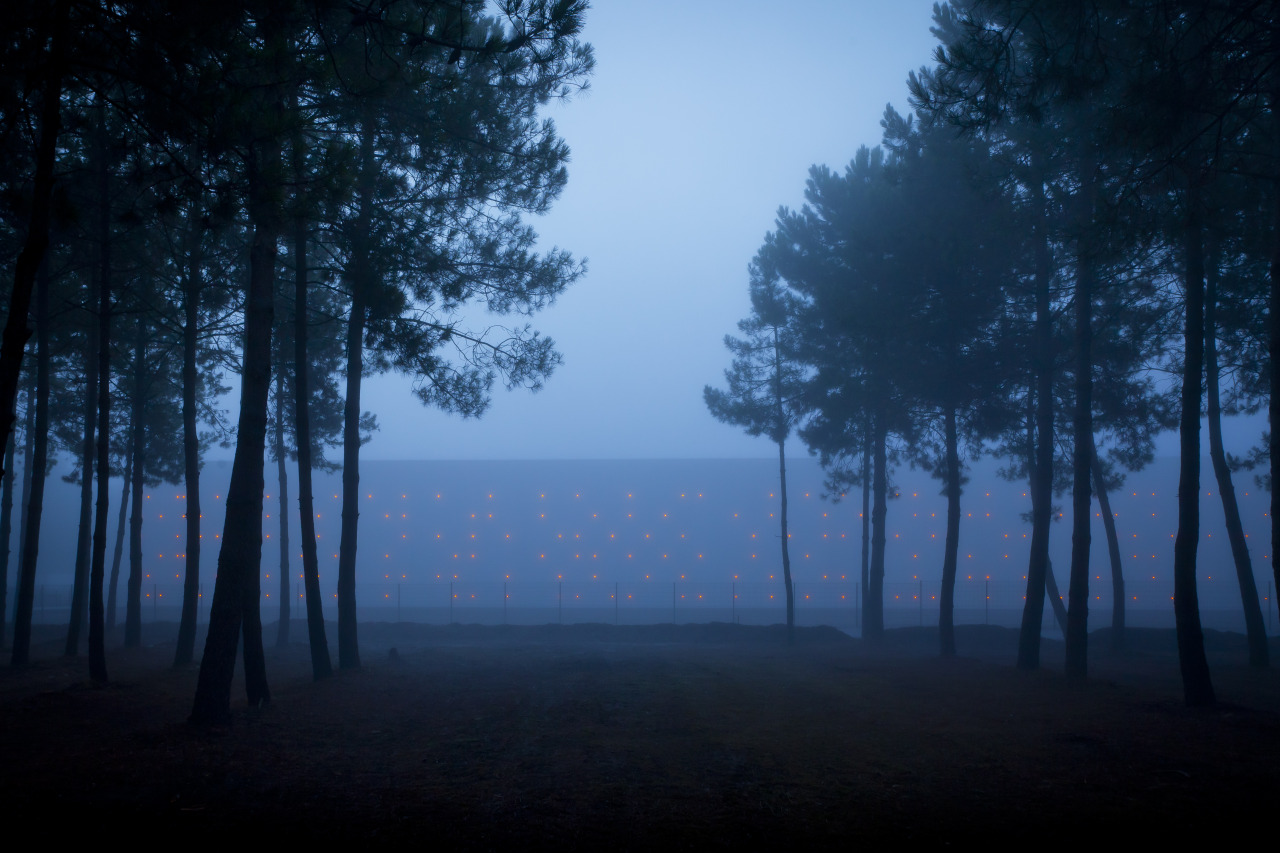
[708,1,1278,705]
[0,0,591,721]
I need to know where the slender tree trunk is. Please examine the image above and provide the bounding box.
[337,118,376,671]
[0,433,13,649]
[124,316,146,649]
[275,379,291,647]
[1089,437,1125,651]
[0,1,67,471]
[190,142,279,724]
[10,260,50,667]
[866,408,887,642]
[1174,182,1215,707]
[778,438,793,644]
[88,117,112,682]
[860,416,871,632]
[1205,240,1268,667]
[174,221,202,667]
[1065,237,1094,680]
[65,268,98,656]
[1018,167,1054,671]
[291,162,333,679]
[16,370,35,604]
[1269,85,1280,675]
[1044,559,1067,636]
[939,406,961,657]
[107,450,130,632]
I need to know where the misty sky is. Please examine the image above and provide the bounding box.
[344,1,943,461]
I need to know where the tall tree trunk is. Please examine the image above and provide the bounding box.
[939,406,961,657]
[866,408,888,642]
[10,259,50,667]
[860,415,871,632]
[1065,160,1096,681]
[124,316,146,649]
[337,117,376,671]
[1089,437,1125,651]
[65,268,98,656]
[291,162,333,680]
[274,377,291,647]
[1044,559,1068,636]
[1174,182,1215,707]
[190,141,279,724]
[174,220,202,667]
[0,433,13,649]
[778,438,793,645]
[88,113,112,683]
[107,450,130,631]
[16,369,35,606]
[1205,240,1268,667]
[0,1,67,472]
[1018,166,1054,671]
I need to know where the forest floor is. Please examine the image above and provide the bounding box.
[1,620,1277,847]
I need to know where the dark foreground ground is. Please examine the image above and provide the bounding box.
[2,621,1278,846]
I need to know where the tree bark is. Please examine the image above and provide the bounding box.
[1089,437,1125,651]
[1065,233,1095,681]
[865,408,888,642]
[1204,241,1268,667]
[0,1,67,474]
[88,126,112,682]
[859,415,871,633]
[1018,166,1054,671]
[190,145,279,724]
[10,259,50,667]
[65,263,98,657]
[1173,183,1215,707]
[275,374,291,647]
[291,164,333,680]
[124,314,146,649]
[107,450,130,632]
[0,433,13,649]
[174,218,203,667]
[778,438,793,645]
[939,406,961,657]
[337,117,377,671]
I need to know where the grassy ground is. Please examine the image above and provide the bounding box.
[2,621,1277,846]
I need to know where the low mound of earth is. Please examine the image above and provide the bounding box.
[2,622,1277,846]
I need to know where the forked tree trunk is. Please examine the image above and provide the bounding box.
[291,160,333,679]
[1173,183,1214,707]
[10,260,50,667]
[1205,241,1268,667]
[107,450,130,631]
[190,142,279,724]
[1089,437,1125,651]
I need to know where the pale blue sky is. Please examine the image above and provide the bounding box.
[358,0,943,460]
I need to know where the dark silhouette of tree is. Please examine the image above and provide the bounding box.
[705,255,805,643]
